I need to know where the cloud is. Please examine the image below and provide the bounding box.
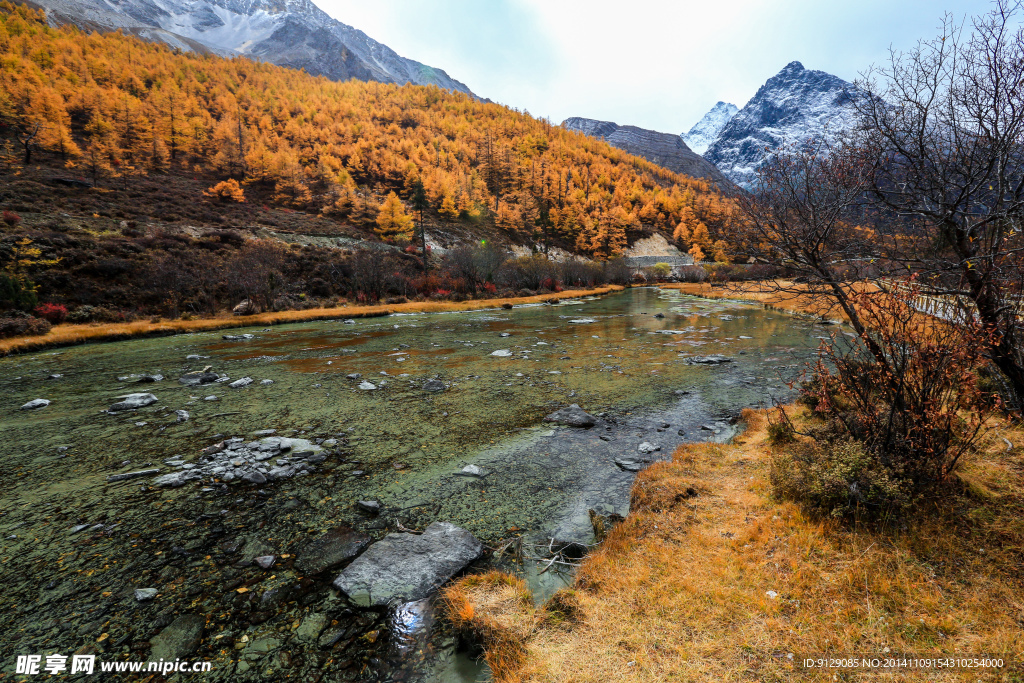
[316,0,997,134]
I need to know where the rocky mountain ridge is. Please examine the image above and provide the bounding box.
[27,0,475,95]
[701,61,863,188]
[561,117,737,193]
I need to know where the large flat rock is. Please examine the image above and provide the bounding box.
[332,522,482,607]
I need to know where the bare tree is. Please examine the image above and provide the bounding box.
[854,0,1024,397]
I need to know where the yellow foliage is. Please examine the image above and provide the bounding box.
[375,191,414,241]
[203,178,245,203]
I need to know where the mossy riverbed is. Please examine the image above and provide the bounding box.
[0,288,831,681]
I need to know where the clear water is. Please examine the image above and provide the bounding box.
[0,288,831,681]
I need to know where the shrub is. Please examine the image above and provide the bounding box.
[766,413,795,445]
[0,315,51,338]
[2,210,21,227]
[33,302,68,324]
[676,265,708,283]
[771,426,913,519]
[67,305,95,323]
[792,285,994,516]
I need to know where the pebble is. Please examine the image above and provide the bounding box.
[107,468,161,483]
[254,555,276,569]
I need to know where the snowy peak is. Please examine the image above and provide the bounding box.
[561,117,737,193]
[31,0,475,96]
[683,101,738,155]
[703,61,862,188]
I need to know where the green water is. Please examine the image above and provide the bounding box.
[0,287,831,681]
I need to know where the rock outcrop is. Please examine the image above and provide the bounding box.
[561,117,737,193]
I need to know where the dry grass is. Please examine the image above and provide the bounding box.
[0,286,623,356]
[455,407,1024,681]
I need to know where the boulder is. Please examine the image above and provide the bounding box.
[109,393,158,412]
[232,299,258,315]
[358,381,377,391]
[149,615,204,661]
[20,399,50,410]
[333,522,482,606]
[175,410,190,422]
[295,527,371,575]
[544,404,597,428]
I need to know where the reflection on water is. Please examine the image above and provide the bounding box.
[0,288,831,682]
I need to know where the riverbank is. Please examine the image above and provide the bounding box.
[660,280,851,320]
[446,407,1024,681]
[0,285,624,355]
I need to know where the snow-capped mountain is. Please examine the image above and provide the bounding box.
[703,61,863,188]
[561,117,737,193]
[29,0,475,96]
[682,101,738,155]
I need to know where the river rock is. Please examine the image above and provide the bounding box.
[358,381,377,390]
[357,500,381,514]
[229,377,253,388]
[109,393,158,411]
[175,410,190,422]
[614,457,650,472]
[544,404,597,428]
[568,318,596,324]
[333,522,483,607]
[153,471,201,488]
[260,379,274,385]
[296,527,371,575]
[20,399,50,410]
[456,464,483,477]
[107,468,161,483]
[150,614,204,661]
[638,442,661,454]
[134,588,158,601]
[422,379,445,392]
[178,368,218,386]
[490,349,512,357]
[222,333,255,340]
[136,374,163,383]
[685,355,733,365]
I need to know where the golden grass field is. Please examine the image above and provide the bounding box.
[0,286,623,355]
[443,407,1024,682]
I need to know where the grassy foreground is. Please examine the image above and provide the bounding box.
[0,285,624,355]
[444,408,1024,681]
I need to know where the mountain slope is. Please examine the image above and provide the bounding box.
[703,61,862,188]
[561,117,737,193]
[683,101,738,155]
[27,0,475,95]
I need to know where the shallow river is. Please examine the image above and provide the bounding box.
[0,287,834,681]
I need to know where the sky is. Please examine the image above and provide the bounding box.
[316,0,997,135]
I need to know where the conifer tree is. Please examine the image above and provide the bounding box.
[375,191,414,241]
